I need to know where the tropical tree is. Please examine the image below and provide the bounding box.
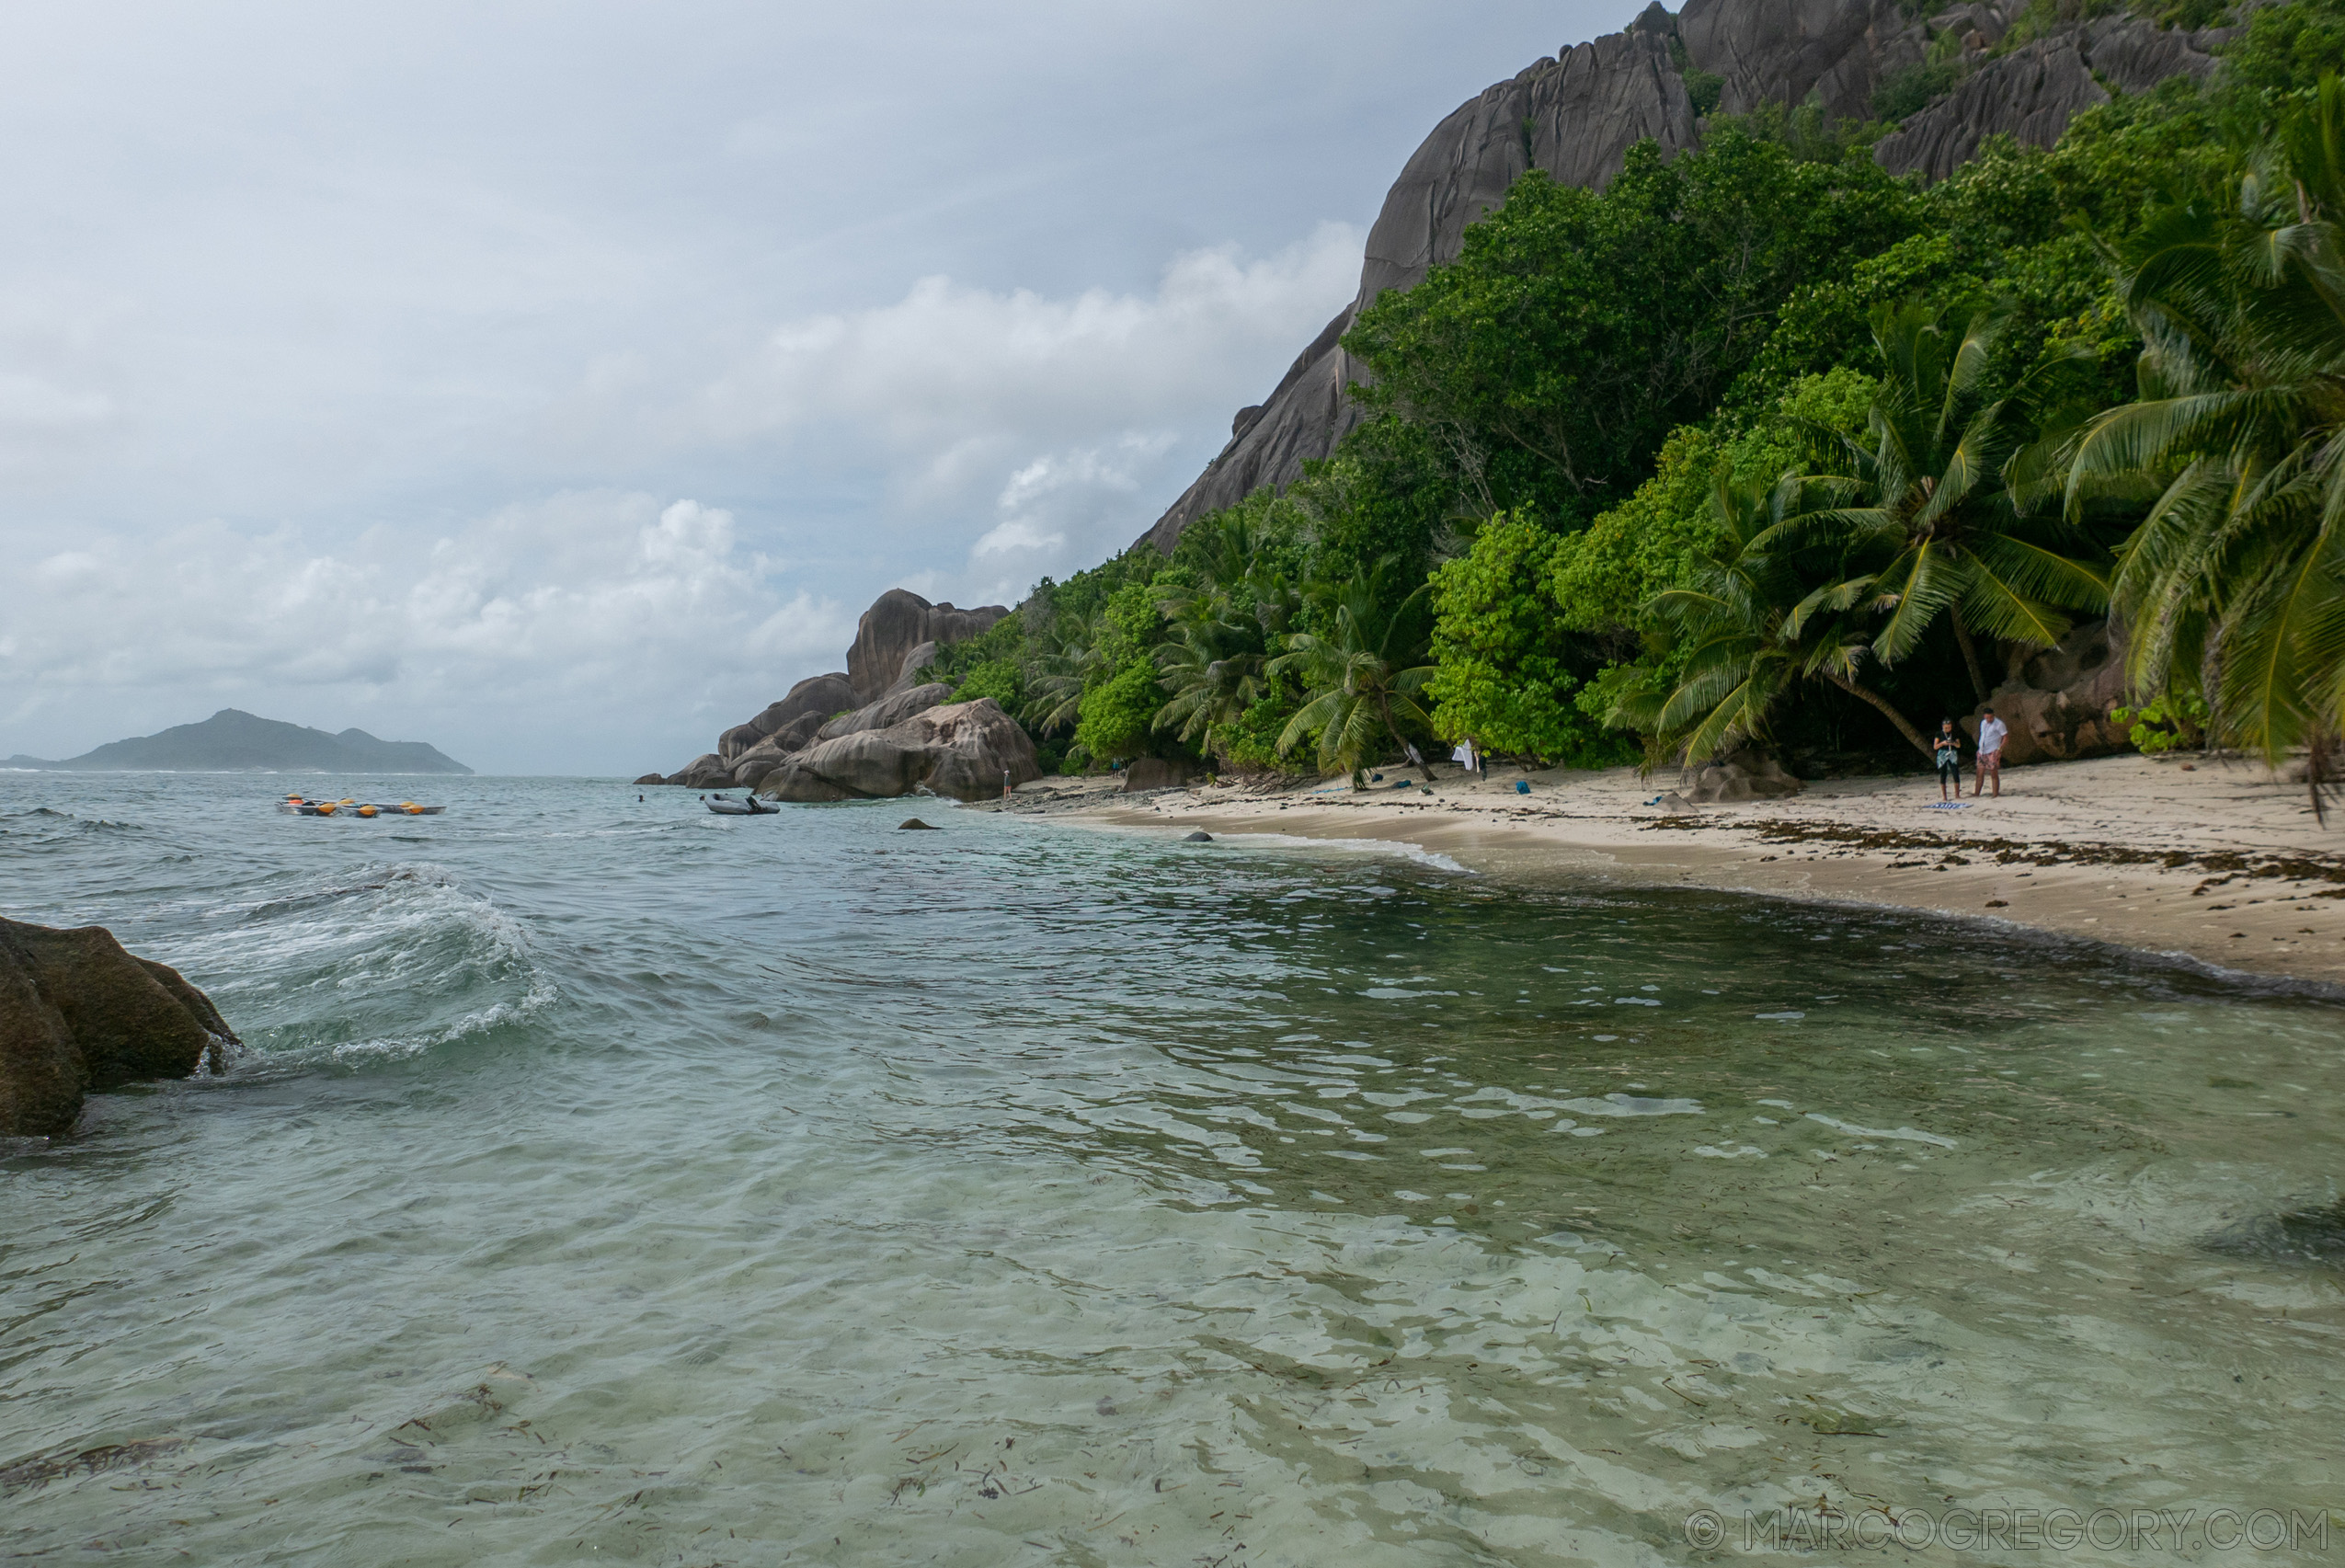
[1151,511,1299,754]
[1633,475,1936,764]
[1270,559,1440,785]
[1779,302,2110,703]
[1020,608,1105,737]
[2065,74,2345,808]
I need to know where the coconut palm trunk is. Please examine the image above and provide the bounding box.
[1824,670,1934,758]
[1950,611,1990,705]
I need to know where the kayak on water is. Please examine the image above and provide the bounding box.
[705,795,778,816]
[280,795,445,818]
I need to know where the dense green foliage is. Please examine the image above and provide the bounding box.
[939,6,2345,795]
[1344,132,1917,525]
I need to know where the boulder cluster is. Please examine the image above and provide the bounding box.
[645,589,1042,803]
[1,918,238,1138]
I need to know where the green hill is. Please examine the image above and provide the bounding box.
[5,709,473,773]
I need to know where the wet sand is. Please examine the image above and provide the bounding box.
[991,753,2345,989]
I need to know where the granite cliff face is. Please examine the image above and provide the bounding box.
[1138,0,2223,553]
[1141,19,1699,553]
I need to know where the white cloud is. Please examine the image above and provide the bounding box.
[0,0,1615,769]
[0,494,854,773]
[972,519,1064,557]
[697,225,1359,454]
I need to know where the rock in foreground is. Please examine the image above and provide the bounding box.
[761,699,1040,804]
[0,919,238,1138]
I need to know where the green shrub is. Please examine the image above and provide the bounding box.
[2110,694,2209,755]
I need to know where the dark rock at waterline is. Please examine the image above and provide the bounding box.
[2204,1200,2345,1267]
[0,918,237,1138]
[1183,831,1213,843]
[898,818,939,830]
[632,773,666,786]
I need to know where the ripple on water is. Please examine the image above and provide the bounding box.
[0,774,2340,1563]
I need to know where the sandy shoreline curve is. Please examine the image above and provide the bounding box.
[980,753,2345,989]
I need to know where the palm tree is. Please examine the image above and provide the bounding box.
[2065,74,2345,810]
[1637,475,1936,762]
[1779,303,2110,704]
[1020,609,1106,738]
[1150,512,1298,754]
[1269,559,1439,784]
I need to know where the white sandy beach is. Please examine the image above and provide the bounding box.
[989,753,2345,988]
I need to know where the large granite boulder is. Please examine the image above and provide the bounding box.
[1687,748,1804,803]
[761,699,1041,803]
[667,753,732,789]
[733,685,955,787]
[1122,758,1204,793]
[717,672,859,762]
[1964,620,2131,767]
[815,683,951,743]
[846,591,1009,703]
[1,919,238,1138]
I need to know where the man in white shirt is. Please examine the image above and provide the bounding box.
[1973,707,2008,797]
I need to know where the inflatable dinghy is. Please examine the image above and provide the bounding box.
[705,795,777,816]
[280,796,445,818]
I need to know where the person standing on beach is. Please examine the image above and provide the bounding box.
[1933,719,1962,802]
[1973,707,2008,798]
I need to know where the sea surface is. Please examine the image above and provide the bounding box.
[3,773,2340,1565]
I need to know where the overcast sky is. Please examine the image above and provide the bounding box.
[1,0,1622,774]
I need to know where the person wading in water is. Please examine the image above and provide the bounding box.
[1932,719,1963,802]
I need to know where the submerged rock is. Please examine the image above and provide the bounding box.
[2204,1199,2345,1267]
[762,699,1040,804]
[1183,831,1214,843]
[0,918,238,1138]
[898,818,939,830]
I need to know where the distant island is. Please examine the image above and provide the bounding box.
[4,709,473,774]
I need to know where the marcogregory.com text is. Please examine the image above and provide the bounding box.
[1681,1505,2332,1553]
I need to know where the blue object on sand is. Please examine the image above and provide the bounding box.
[1515,779,1530,794]
[1924,801,1971,809]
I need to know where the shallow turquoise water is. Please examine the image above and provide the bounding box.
[2,773,2340,1564]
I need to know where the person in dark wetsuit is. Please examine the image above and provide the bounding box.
[1933,718,1963,802]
